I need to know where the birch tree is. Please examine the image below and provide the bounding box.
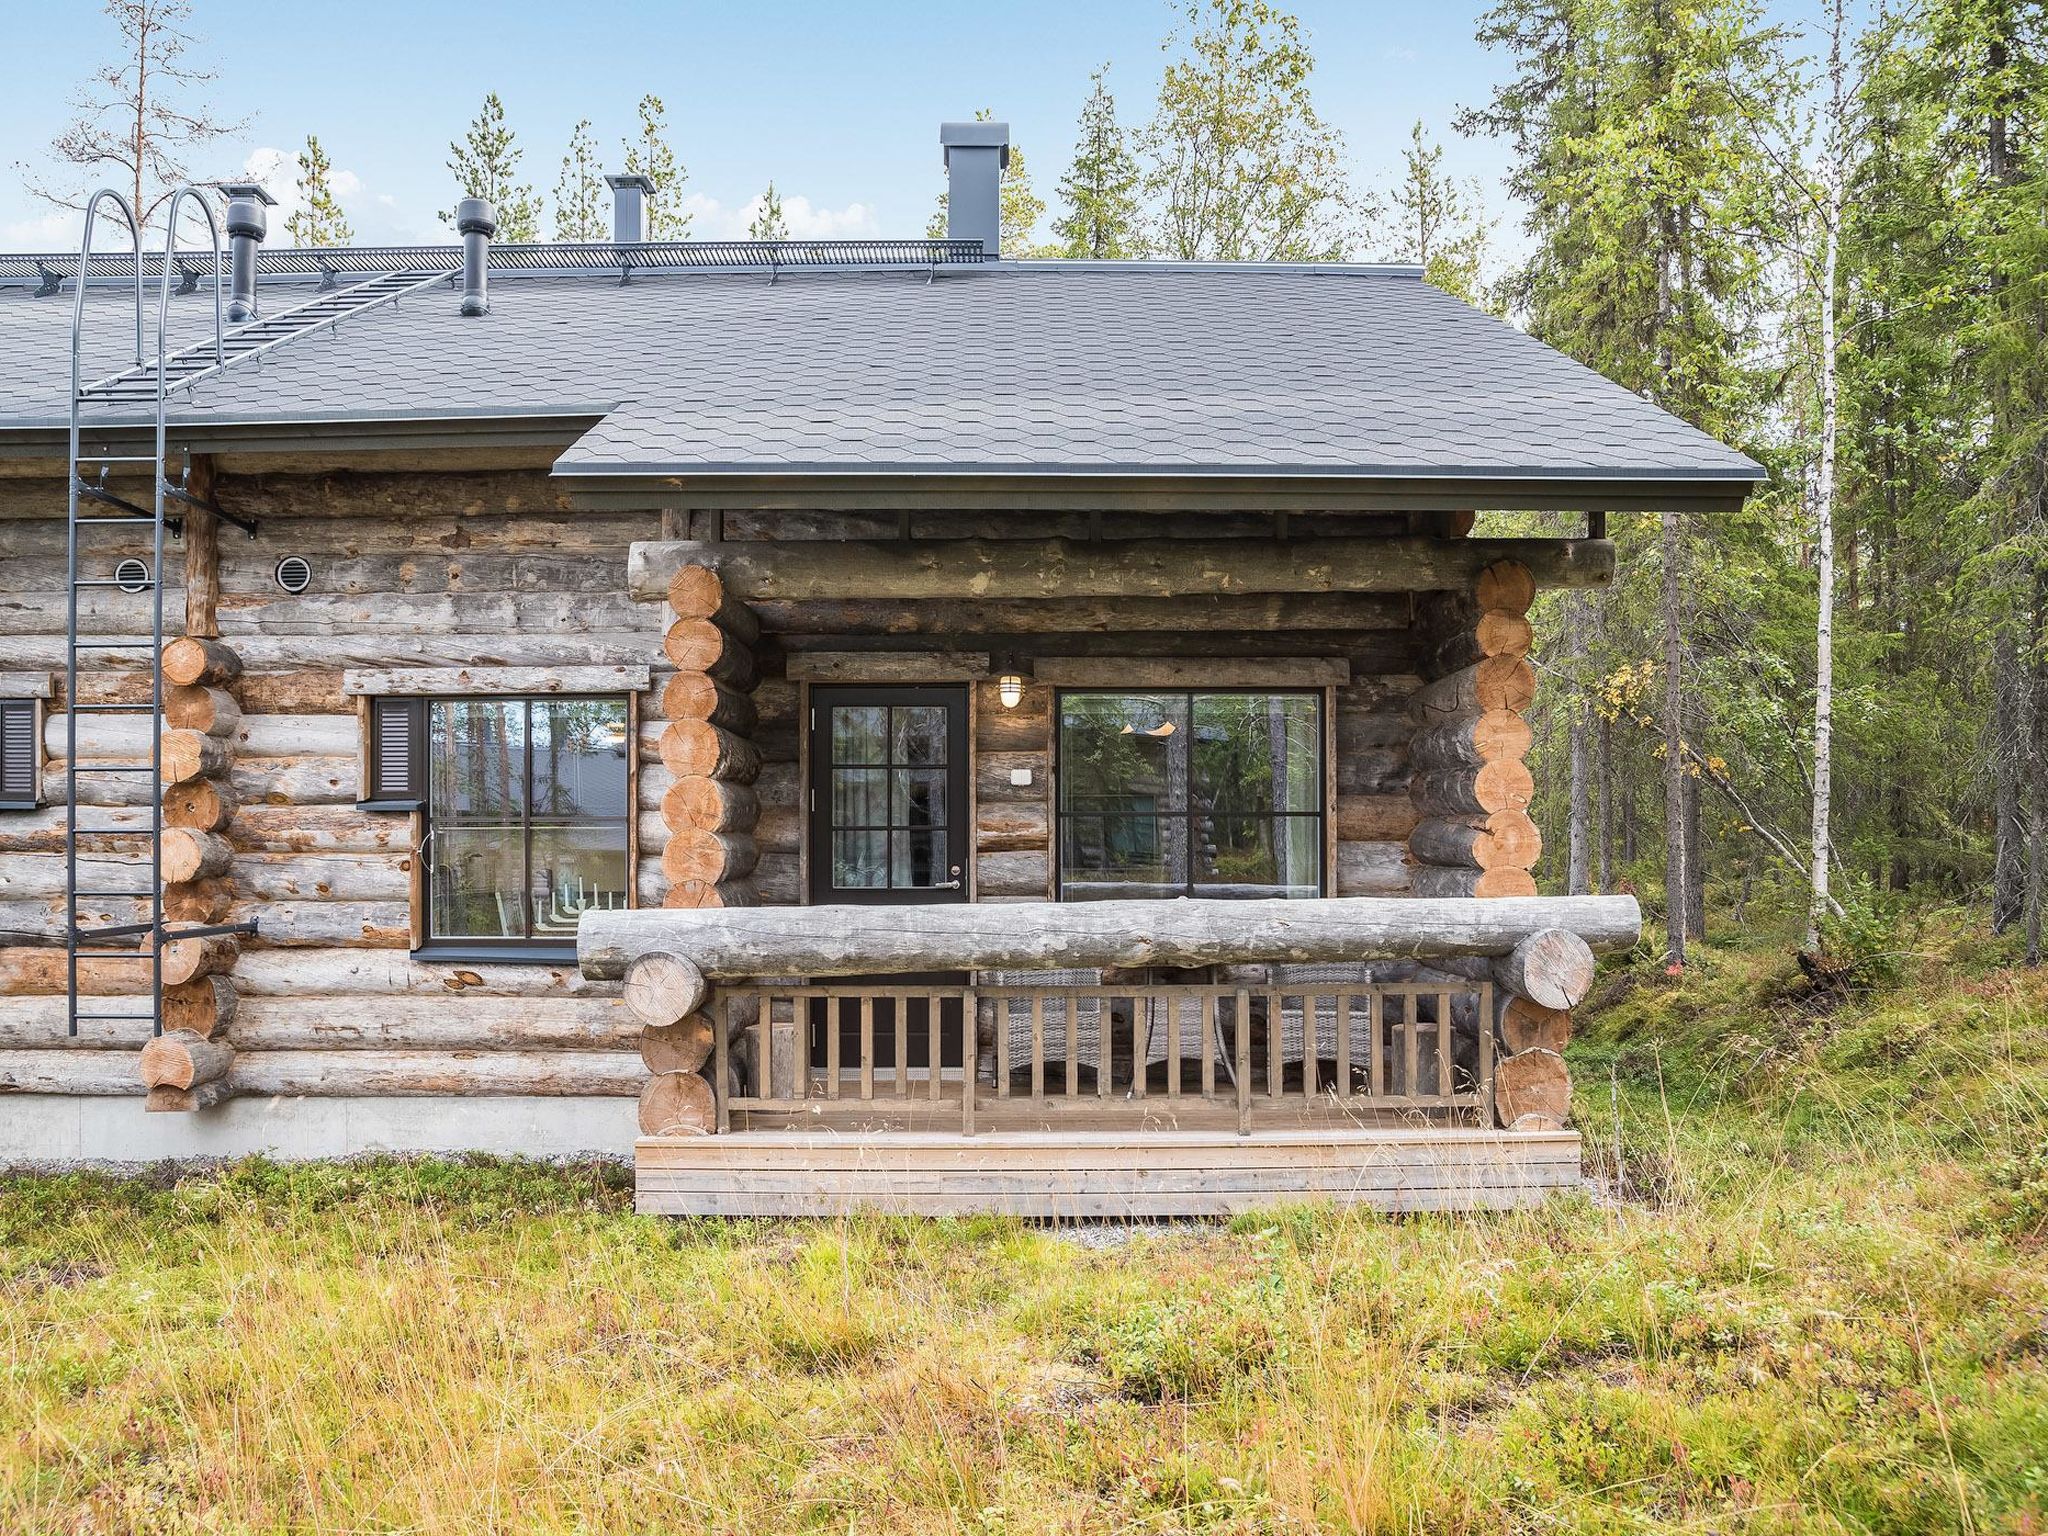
[1053,67,1146,258]
[747,183,788,240]
[283,135,351,247]
[552,119,605,242]
[444,93,542,242]
[622,94,689,240]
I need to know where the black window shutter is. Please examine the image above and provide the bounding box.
[363,697,427,808]
[0,700,36,809]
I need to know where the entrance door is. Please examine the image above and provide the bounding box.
[806,685,971,1075]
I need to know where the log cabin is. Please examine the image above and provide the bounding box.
[0,126,1761,1214]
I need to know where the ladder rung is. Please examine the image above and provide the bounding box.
[70,1012,158,1022]
[71,922,156,939]
[70,640,159,649]
[71,516,160,527]
[74,454,159,463]
[71,949,151,958]
[68,702,159,711]
[70,764,157,773]
[73,889,155,899]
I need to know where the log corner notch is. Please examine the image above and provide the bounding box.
[658,560,765,913]
[624,950,720,1136]
[152,634,246,1111]
[1401,560,1582,1129]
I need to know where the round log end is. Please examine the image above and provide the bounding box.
[1496,927,1597,1009]
[641,1013,717,1076]
[637,1070,716,1137]
[1494,1047,1570,1127]
[622,950,709,1028]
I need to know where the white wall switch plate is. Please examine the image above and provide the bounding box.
[1009,767,1034,787]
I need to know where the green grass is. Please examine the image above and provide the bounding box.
[4,910,2046,1533]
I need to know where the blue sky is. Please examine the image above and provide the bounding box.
[7,0,1836,256]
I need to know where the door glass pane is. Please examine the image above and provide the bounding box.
[1193,694,1321,813]
[832,769,889,827]
[529,823,630,934]
[530,699,630,819]
[892,706,948,766]
[430,699,525,823]
[892,829,948,889]
[429,826,525,938]
[833,831,889,889]
[832,706,887,765]
[892,768,947,829]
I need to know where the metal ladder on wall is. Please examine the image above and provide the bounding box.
[63,187,256,1037]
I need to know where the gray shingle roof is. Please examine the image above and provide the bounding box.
[0,260,1762,491]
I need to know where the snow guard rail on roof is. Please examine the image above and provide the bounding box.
[0,238,992,290]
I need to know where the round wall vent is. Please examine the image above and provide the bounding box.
[274,556,312,594]
[113,558,152,594]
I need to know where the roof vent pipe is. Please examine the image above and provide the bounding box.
[606,173,653,244]
[221,183,275,323]
[939,120,1009,259]
[456,197,496,316]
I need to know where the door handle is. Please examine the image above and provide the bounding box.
[933,863,964,891]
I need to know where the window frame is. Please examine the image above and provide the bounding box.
[367,691,636,963]
[1052,686,1328,902]
[806,683,971,906]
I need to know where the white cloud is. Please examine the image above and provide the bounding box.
[675,191,880,241]
[4,209,80,247]
[241,145,371,244]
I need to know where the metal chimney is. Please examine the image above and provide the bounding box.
[221,182,275,322]
[456,197,496,316]
[939,121,1009,259]
[606,173,654,243]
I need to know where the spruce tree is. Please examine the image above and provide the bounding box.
[284,133,352,247]
[747,183,788,240]
[444,92,542,242]
[1384,120,1490,303]
[1053,67,1145,258]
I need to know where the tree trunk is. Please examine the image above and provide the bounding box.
[1809,0,1844,950]
[1660,510,1688,964]
[1567,594,1592,897]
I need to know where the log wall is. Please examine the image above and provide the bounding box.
[0,472,1573,1125]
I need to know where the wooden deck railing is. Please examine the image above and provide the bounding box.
[712,980,1493,1135]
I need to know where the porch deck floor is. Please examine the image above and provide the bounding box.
[635,1126,1584,1217]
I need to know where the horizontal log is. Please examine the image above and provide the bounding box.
[1031,656,1349,688]
[659,672,757,734]
[1475,561,1537,616]
[1408,812,1542,871]
[0,947,145,997]
[1494,927,1596,1010]
[660,829,759,885]
[166,685,240,736]
[623,951,710,1029]
[661,776,760,835]
[236,901,410,947]
[226,1049,642,1097]
[745,591,1411,636]
[162,829,233,883]
[54,714,356,761]
[165,974,237,1038]
[666,564,763,644]
[162,637,241,688]
[162,730,229,784]
[1410,710,1533,773]
[1409,865,1538,899]
[231,852,408,903]
[1410,761,1534,818]
[341,664,651,697]
[662,619,759,689]
[161,934,237,986]
[0,1049,144,1094]
[1409,657,1537,726]
[227,806,408,854]
[658,722,760,784]
[578,893,1643,980]
[139,1029,233,1090]
[629,537,1616,603]
[164,776,237,833]
[976,801,1049,854]
[1427,610,1533,676]
[784,650,991,683]
[228,947,613,997]
[1334,794,1418,843]
[146,1080,232,1112]
[639,1070,716,1136]
[1494,1047,1569,1128]
[1335,840,1409,895]
[5,631,684,673]
[223,995,638,1051]
[662,879,761,909]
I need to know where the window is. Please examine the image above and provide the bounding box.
[369,695,632,955]
[808,686,969,904]
[1057,690,1323,901]
[0,698,39,811]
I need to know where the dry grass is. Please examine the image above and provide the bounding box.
[4,915,2047,1533]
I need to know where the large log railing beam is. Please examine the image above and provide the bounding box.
[579,894,1642,981]
[626,537,1617,604]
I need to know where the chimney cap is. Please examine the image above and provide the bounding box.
[219,182,278,206]
[604,173,656,193]
[456,197,498,238]
[941,120,1010,169]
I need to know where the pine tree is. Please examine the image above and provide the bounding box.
[622,94,689,240]
[444,92,542,242]
[747,182,788,240]
[925,108,1052,256]
[283,134,352,247]
[1384,120,1491,303]
[1141,0,1360,260]
[1052,67,1145,258]
[552,119,605,242]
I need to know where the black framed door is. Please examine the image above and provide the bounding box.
[807,685,971,906]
